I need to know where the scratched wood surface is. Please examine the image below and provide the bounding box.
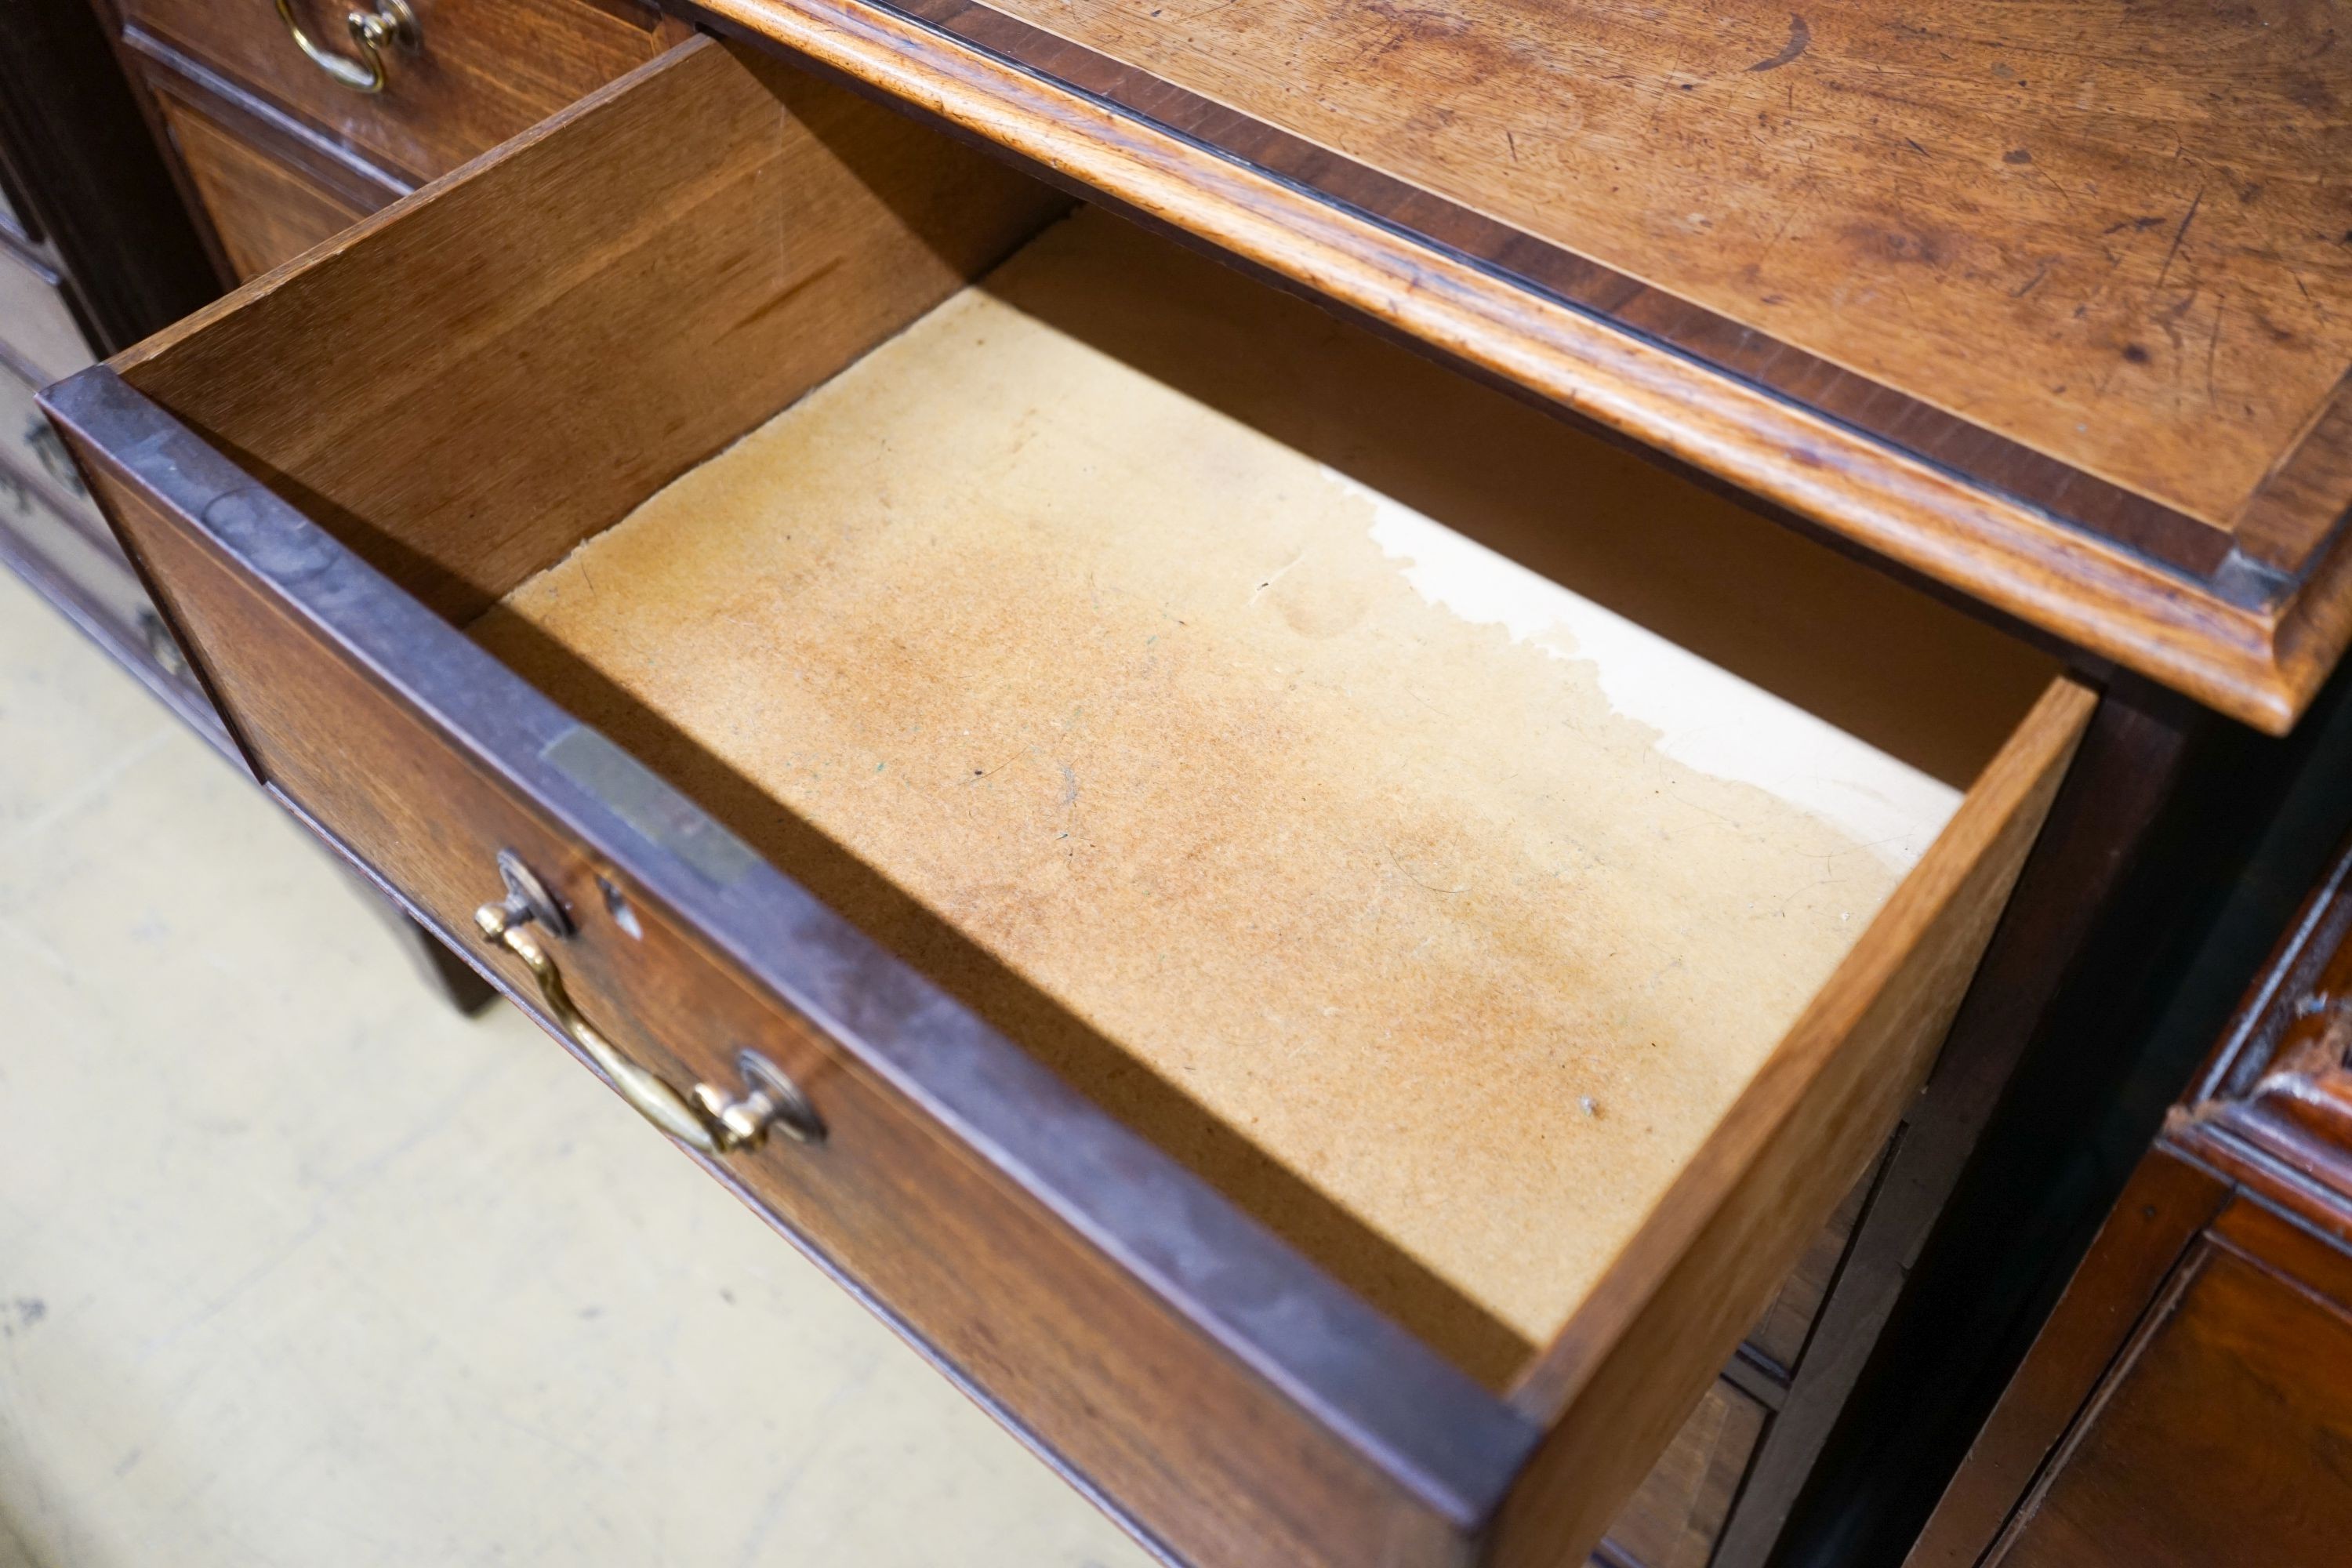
[954,0,2352,542]
[687,0,2324,728]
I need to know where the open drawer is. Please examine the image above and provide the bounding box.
[45,36,2094,1568]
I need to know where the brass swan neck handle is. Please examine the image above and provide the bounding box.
[474,852,823,1153]
[275,0,419,94]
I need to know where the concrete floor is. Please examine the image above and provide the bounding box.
[0,566,1153,1567]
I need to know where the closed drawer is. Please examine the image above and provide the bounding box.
[140,57,404,281]
[49,38,2094,1568]
[1746,1145,1883,1378]
[118,0,684,186]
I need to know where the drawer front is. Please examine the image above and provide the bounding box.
[119,0,684,185]
[1596,1379,1766,1568]
[154,89,388,281]
[0,244,93,383]
[1744,1150,1882,1377]
[135,50,411,281]
[53,370,1532,1568]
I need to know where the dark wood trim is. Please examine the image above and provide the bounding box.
[1908,815,2352,1568]
[2189,841,2352,1110]
[2162,829,2352,1247]
[43,361,1540,1537]
[813,0,2256,597]
[1909,1100,2352,1568]
[2234,370,2352,577]
[2204,1192,2352,1308]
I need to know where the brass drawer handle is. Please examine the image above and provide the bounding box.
[474,852,824,1153]
[274,0,418,94]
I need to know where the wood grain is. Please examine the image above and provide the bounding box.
[1743,1152,1879,1379]
[51,365,1533,1568]
[1991,1221,2352,1568]
[55,36,2103,1566]
[114,0,688,186]
[944,0,2351,541]
[119,37,1067,624]
[857,0,2233,588]
[151,89,379,281]
[1498,676,2094,1568]
[694,0,2352,732]
[1711,679,2219,1568]
[474,204,2045,1359]
[1595,1380,1766,1568]
[1900,1151,2228,1568]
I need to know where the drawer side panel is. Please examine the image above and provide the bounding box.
[1497,677,2094,1566]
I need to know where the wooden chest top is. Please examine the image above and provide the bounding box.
[706,0,2352,731]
